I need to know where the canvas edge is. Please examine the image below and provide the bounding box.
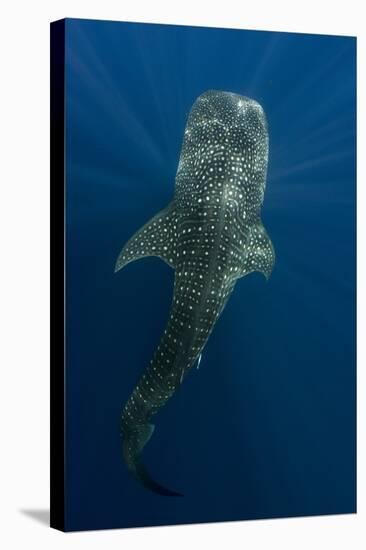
[50,18,66,532]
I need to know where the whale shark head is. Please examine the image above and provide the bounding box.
[177,90,269,211]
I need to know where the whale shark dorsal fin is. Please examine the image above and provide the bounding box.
[115,201,178,273]
[238,223,275,280]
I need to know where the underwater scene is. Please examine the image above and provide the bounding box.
[64,18,356,531]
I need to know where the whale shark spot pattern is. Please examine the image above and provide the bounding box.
[115,90,275,496]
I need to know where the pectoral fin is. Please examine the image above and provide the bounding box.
[237,222,275,280]
[115,201,178,272]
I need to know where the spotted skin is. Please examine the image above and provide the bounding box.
[115,90,275,496]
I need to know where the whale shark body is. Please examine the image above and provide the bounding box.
[115,90,275,496]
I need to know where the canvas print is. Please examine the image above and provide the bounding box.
[50,18,356,531]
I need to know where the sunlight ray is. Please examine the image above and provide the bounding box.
[270,149,353,181]
[68,23,166,169]
[128,30,175,161]
[271,110,354,156]
[246,34,283,95]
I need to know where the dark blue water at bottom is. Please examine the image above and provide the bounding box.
[64,18,356,531]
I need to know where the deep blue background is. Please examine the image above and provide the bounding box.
[64,18,356,531]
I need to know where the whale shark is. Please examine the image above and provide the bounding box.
[115,90,275,496]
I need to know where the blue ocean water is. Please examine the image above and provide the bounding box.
[64,18,356,531]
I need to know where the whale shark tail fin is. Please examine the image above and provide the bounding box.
[122,424,183,497]
[115,200,178,273]
[128,458,184,497]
